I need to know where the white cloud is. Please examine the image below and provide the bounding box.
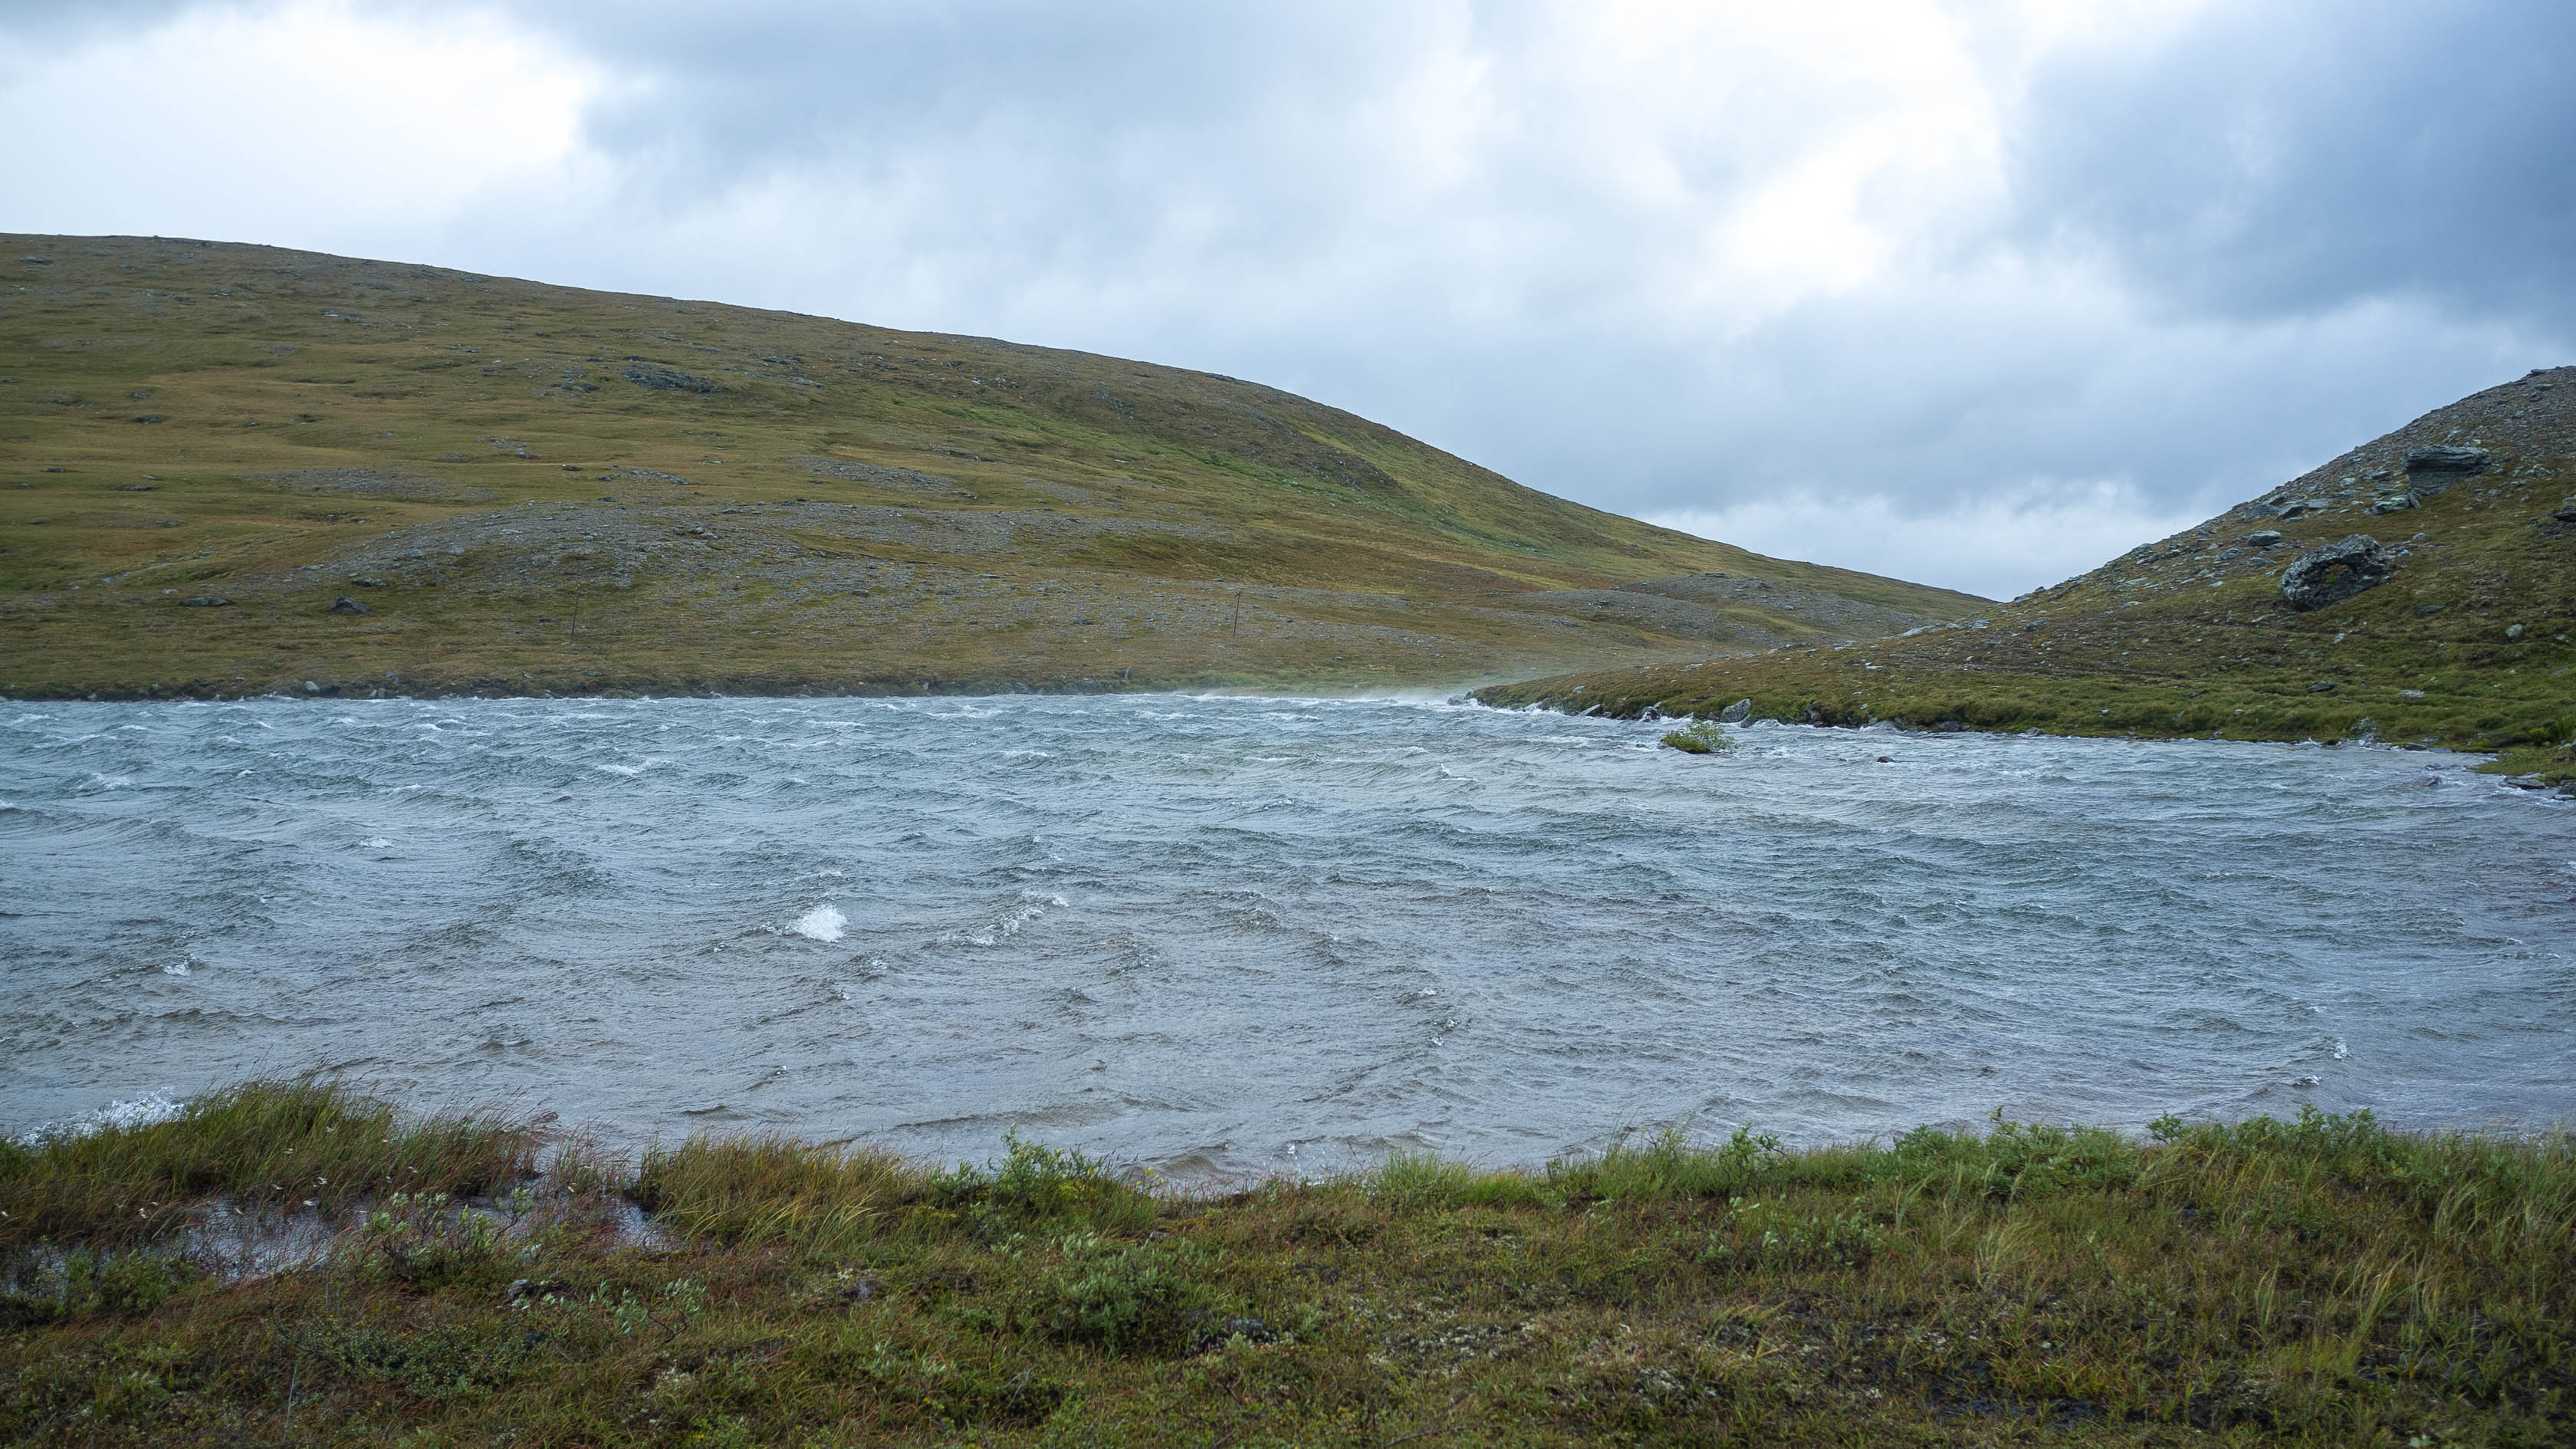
[1650,482,2205,603]
[0,0,598,256]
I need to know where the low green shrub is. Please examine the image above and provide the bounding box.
[357,1192,511,1292]
[1022,1230,1228,1355]
[934,1130,1153,1234]
[1658,719,1736,754]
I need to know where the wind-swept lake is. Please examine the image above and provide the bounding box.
[4,695,2569,1172]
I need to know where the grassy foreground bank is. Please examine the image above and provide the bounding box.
[5,1084,2571,1446]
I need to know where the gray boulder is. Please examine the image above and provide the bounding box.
[2279,534,2395,611]
[2555,495,2576,523]
[2246,530,2285,548]
[2404,445,2489,495]
[1716,698,1753,724]
[328,593,371,615]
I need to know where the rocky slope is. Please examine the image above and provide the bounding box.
[0,235,1980,699]
[1480,368,2576,765]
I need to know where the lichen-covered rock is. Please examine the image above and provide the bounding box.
[2279,534,2394,611]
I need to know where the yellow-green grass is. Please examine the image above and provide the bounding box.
[0,1080,535,1254]
[1482,369,2576,765]
[0,235,1980,699]
[6,1084,2572,1444]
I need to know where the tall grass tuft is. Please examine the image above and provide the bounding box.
[1553,1125,1787,1201]
[0,1079,537,1252]
[632,1134,922,1250]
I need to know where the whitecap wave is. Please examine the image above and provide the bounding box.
[793,904,847,942]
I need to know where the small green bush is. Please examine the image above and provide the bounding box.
[935,1131,1152,1234]
[1022,1230,1226,1355]
[1659,720,1736,754]
[358,1192,511,1292]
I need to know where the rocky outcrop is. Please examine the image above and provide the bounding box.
[2404,445,2490,494]
[2279,534,2395,611]
[327,593,371,614]
[622,361,722,393]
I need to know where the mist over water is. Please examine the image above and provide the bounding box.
[3,695,2570,1175]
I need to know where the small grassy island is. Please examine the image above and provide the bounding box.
[5,1082,2570,1445]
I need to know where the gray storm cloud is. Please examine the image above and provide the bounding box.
[4,0,2570,597]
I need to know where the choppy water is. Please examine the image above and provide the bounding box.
[4,695,2571,1175]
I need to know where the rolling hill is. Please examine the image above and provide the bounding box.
[1479,368,2576,782]
[0,235,1980,699]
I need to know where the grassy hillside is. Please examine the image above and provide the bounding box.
[8,1082,2574,1446]
[1482,367,2576,780]
[0,235,1979,699]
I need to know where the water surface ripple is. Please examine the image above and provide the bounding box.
[4,695,2570,1173]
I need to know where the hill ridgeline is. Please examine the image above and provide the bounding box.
[0,235,1979,700]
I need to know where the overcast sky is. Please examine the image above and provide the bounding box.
[7,1,2571,597]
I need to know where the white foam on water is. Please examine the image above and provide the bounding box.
[596,762,646,777]
[20,1093,184,1145]
[793,904,847,942]
[360,836,392,848]
[163,959,191,976]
